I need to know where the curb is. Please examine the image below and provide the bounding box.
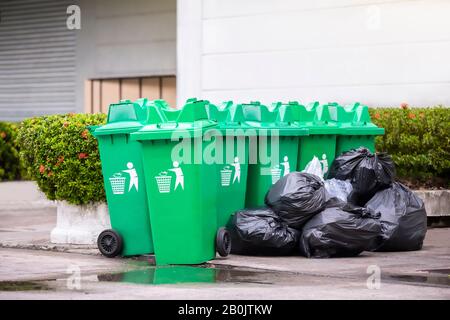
[0,242,99,255]
[414,190,450,217]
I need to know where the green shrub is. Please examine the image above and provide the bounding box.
[17,113,107,205]
[369,106,450,186]
[0,122,25,181]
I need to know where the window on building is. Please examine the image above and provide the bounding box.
[84,76,176,113]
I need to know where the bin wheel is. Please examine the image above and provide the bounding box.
[216,227,231,257]
[97,229,123,258]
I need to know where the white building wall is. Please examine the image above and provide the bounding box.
[177,0,450,107]
[75,0,176,111]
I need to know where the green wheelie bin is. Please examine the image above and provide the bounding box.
[90,100,163,258]
[288,102,340,178]
[330,103,384,155]
[205,101,251,228]
[241,102,309,207]
[131,100,231,265]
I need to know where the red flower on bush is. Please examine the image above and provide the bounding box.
[58,156,64,163]
[400,103,409,110]
[39,165,45,174]
[81,129,89,139]
[408,113,416,119]
[374,113,381,119]
[47,171,54,177]
[0,131,6,139]
[63,122,69,128]
[78,152,88,159]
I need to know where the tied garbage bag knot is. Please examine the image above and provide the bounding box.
[328,147,396,206]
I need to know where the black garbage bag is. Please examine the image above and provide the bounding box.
[347,190,375,207]
[328,147,396,205]
[299,198,382,258]
[365,182,427,252]
[229,207,300,256]
[265,172,327,229]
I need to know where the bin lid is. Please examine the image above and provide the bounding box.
[130,100,218,141]
[276,102,339,134]
[204,101,257,135]
[153,99,171,109]
[91,100,165,136]
[239,102,309,136]
[329,103,384,135]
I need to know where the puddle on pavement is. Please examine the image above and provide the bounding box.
[387,270,450,287]
[0,281,53,292]
[98,262,450,287]
[97,264,282,286]
[421,268,450,275]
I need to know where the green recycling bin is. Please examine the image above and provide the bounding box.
[287,102,339,177]
[205,101,251,228]
[242,102,309,207]
[330,103,384,155]
[90,100,162,258]
[131,100,231,265]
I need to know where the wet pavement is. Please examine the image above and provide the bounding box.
[1,182,449,299]
[0,228,449,300]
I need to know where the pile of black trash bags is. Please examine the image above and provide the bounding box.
[229,147,428,258]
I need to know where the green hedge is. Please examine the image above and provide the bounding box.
[17,113,107,205]
[0,122,25,181]
[370,106,449,187]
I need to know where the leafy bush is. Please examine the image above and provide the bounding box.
[17,113,107,205]
[370,106,449,187]
[0,122,25,181]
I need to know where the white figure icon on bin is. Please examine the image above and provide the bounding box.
[231,157,241,184]
[122,162,138,192]
[281,155,290,176]
[169,161,184,191]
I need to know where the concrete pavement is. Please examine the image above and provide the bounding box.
[0,181,449,299]
[0,236,449,299]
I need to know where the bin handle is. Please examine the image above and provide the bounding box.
[157,122,178,129]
